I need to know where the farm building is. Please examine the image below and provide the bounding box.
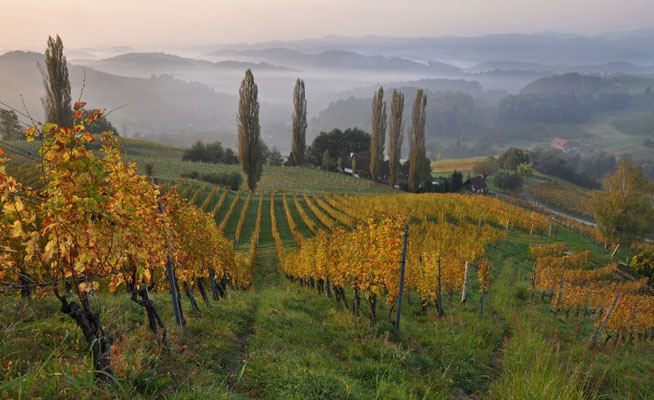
[343,151,409,181]
[464,175,488,193]
[550,137,574,153]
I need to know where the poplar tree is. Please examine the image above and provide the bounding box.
[291,79,307,165]
[369,87,386,182]
[408,89,428,192]
[237,69,263,192]
[388,90,404,187]
[41,35,73,128]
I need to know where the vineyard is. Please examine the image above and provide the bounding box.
[527,181,594,219]
[1,118,652,398]
[431,155,496,174]
[530,243,653,345]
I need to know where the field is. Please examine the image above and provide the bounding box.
[430,155,493,174]
[430,153,601,222]
[527,181,595,219]
[1,135,652,400]
[1,139,394,194]
[130,155,394,194]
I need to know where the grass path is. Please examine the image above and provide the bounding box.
[217,247,504,399]
[216,223,653,399]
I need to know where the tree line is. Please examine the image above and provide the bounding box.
[235,72,431,192]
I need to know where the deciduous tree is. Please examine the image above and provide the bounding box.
[592,160,654,247]
[472,157,498,180]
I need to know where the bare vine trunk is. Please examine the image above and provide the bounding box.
[56,289,114,380]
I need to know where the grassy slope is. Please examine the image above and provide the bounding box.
[430,155,598,223]
[2,190,652,399]
[1,139,394,194]
[431,156,496,174]
[1,139,651,398]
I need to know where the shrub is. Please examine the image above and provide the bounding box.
[199,172,242,190]
[494,172,523,191]
[498,148,530,170]
[181,170,200,179]
[182,141,238,164]
[517,163,533,177]
[181,170,242,190]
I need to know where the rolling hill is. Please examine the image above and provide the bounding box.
[206,48,462,74]
[203,31,654,65]
[0,50,237,137]
[82,52,294,75]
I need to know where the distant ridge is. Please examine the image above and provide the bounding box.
[201,31,654,65]
[92,51,294,71]
[206,48,461,74]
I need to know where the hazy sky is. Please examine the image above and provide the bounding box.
[1,0,653,48]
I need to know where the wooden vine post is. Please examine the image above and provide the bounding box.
[590,294,620,349]
[530,262,537,300]
[461,261,469,304]
[611,244,620,258]
[394,224,409,329]
[437,257,444,317]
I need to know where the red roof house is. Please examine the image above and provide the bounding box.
[550,137,572,152]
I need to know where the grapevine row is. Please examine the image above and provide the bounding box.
[234,191,253,243]
[211,189,229,217]
[219,191,242,231]
[292,192,317,234]
[200,186,219,212]
[0,106,253,379]
[270,192,286,263]
[282,192,303,244]
[302,193,338,231]
[311,193,356,228]
[530,245,653,344]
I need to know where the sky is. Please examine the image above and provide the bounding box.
[1,0,653,48]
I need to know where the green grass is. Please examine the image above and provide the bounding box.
[1,138,394,194]
[1,138,652,399]
[136,157,394,194]
[2,218,652,399]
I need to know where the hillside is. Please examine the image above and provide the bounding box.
[2,184,651,398]
[429,155,600,221]
[206,48,462,74]
[470,60,654,76]
[79,52,294,78]
[98,52,290,70]
[206,31,654,64]
[1,120,652,399]
[0,51,237,138]
[311,74,654,173]
[1,138,395,194]
[336,77,502,102]
[520,73,654,96]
